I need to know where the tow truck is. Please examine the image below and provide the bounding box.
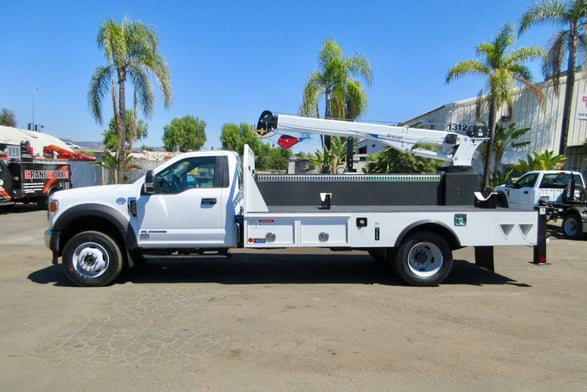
[550,175,587,240]
[0,142,72,209]
[44,111,540,287]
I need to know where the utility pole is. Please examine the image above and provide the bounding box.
[32,88,38,132]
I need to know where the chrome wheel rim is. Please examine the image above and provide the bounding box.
[72,242,109,279]
[407,241,443,278]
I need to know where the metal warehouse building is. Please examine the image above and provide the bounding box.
[363,72,587,176]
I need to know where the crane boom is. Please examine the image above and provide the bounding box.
[256,110,488,167]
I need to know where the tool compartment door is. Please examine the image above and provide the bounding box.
[244,214,350,247]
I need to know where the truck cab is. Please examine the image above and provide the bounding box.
[136,150,242,249]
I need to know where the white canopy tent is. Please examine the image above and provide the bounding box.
[0,125,72,157]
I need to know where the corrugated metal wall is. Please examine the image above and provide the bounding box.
[403,72,587,173]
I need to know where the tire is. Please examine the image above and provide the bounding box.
[393,232,453,286]
[62,231,124,286]
[386,248,399,274]
[368,248,387,262]
[496,192,508,208]
[37,196,49,210]
[562,214,584,240]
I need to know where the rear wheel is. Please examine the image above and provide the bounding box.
[562,214,584,240]
[62,231,123,286]
[393,232,453,286]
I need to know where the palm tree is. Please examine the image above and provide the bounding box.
[519,0,587,157]
[365,148,440,174]
[446,24,544,188]
[492,123,531,173]
[512,150,566,172]
[309,137,348,173]
[88,17,172,183]
[300,39,372,148]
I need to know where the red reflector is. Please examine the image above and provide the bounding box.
[277,135,299,149]
[258,219,274,223]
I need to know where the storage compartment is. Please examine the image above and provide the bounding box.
[244,215,350,247]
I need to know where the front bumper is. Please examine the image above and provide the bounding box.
[44,229,60,265]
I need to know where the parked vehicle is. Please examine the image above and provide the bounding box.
[494,170,585,212]
[548,175,587,240]
[1,143,72,209]
[558,205,587,239]
[45,112,539,287]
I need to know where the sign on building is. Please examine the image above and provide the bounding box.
[577,95,587,120]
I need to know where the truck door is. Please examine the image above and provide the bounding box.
[508,172,539,209]
[134,155,234,248]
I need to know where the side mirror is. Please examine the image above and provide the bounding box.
[506,177,513,187]
[144,170,155,194]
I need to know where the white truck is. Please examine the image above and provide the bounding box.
[44,111,540,287]
[494,170,585,210]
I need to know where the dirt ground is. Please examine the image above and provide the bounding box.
[0,205,586,391]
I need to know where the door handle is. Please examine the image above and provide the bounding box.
[201,198,217,206]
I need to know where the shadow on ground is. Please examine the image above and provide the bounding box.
[28,252,529,287]
[0,204,42,214]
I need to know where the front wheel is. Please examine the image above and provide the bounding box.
[562,214,584,240]
[393,232,453,286]
[496,192,508,208]
[62,231,123,286]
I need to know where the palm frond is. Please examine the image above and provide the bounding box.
[88,66,113,124]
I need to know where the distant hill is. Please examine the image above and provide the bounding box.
[62,139,166,152]
[59,139,103,151]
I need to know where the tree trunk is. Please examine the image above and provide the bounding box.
[323,89,333,150]
[559,26,577,158]
[483,98,498,189]
[116,72,127,184]
[128,94,138,155]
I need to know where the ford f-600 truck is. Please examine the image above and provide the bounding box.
[44,112,539,287]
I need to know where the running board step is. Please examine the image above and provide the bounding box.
[142,250,231,260]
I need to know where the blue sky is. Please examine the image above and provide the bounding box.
[1,0,555,153]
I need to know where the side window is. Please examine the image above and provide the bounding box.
[514,173,538,188]
[153,157,217,194]
[540,174,569,189]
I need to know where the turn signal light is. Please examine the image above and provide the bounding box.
[48,200,58,214]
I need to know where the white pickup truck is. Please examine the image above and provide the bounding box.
[44,112,540,287]
[495,170,585,210]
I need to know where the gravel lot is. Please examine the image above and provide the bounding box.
[0,205,586,391]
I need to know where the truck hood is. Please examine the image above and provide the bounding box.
[54,183,138,199]
[49,183,141,226]
[51,183,141,219]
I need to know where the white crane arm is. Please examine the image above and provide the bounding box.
[256,111,488,167]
